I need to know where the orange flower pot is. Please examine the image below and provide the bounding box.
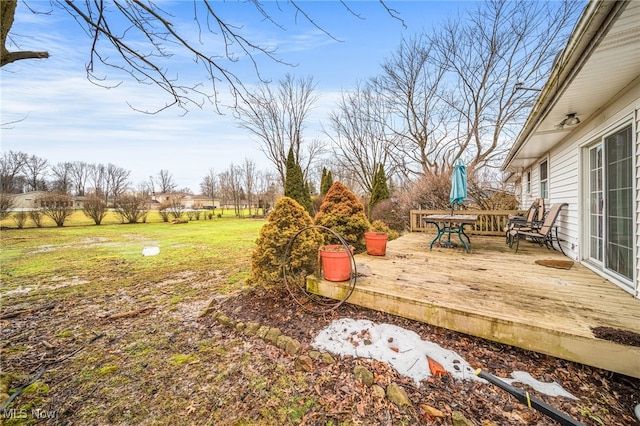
[365,232,388,256]
[319,245,353,282]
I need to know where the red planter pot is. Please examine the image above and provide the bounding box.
[365,232,388,256]
[319,245,353,282]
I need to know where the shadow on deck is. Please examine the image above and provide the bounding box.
[308,232,640,378]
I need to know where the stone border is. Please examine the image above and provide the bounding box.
[201,306,478,424]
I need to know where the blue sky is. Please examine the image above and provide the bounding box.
[1,1,472,192]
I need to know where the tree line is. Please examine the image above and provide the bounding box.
[2,1,583,225]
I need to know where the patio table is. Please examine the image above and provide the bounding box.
[423,214,478,253]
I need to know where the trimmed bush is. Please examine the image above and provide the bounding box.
[314,181,370,253]
[248,197,324,288]
[371,199,407,232]
[369,219,399,241]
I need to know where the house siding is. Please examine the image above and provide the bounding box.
[548,139,579,260]
[542,81,640,297]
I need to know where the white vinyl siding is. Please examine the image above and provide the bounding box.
[549,139,580,258]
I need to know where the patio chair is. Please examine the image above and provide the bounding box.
[511,203,567,254]
[505,198,545,245]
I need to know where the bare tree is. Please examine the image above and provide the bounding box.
[235,74,320,186]
[88,163,106,198]
[70,161,90,196]
[155,169,177,193]
[2,1,402,113]
[105,163,131,203]
[114,192,147,224]
[0,193,15,220]
[0,150,28,193]
[82,193,108,225]
[220,164,243,217]
[200,168,218,208]
[256,170,280,214]
[37,192,75,227]
[326,82,396,195]
[374,34,453,177]
[242,158,258,216]
[376,0,582,175]
[50,161,74,194]
[23,154,48,192]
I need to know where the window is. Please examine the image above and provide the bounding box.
[539,159,548,199]
[526,170,531,194]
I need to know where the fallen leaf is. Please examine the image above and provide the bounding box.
[420,404,446,418]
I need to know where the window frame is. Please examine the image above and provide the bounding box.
[539,158,549,200]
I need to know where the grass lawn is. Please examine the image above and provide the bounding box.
[0,216,318,425]
[1,213,264,295]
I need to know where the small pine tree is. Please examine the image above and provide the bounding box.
[248,197,324,288]
[284,146,313,216]
[369,164,390,215]
[314,181,370,253]
[321,170,334,195]
[320,167,327,194]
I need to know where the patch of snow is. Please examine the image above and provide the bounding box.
[142,246,160,256]
[2,285,33,296]
[313,318,578,400]
[312,318,478,383]
[504,371,577,399]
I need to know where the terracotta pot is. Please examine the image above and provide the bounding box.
[319,244,353,282]
[365,232,388,256]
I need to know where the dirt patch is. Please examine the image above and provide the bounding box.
[592,326,640,348]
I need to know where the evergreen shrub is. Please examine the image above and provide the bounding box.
[248,196,324,288]
[314,181,370,253]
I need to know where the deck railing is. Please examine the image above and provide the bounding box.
[410,209,523,236]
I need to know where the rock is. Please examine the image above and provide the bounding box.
[256,326,270,339]
[353,365,374,386]
[308,350,321,360]
[285,338,302,355]
[264,328,282,345]
[320,352,336,364]
[386,383,411,407]
[276,335,292,349]
[295,355,313,372]
[217,314,236,328]
[371,384,386,399]
[452,411,474,426]
[243,322,261,336]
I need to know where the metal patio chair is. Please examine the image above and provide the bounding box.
[510,203,568,254]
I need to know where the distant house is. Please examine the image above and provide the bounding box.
[10,191,48,210]
[10,191,88,210]
[150,193,220,210]
[502,1,639,298]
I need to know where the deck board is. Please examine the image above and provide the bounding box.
[309,232,640,378]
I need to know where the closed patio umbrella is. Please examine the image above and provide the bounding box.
[449,159,467,215]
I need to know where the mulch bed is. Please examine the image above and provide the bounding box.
[209,287,640,425]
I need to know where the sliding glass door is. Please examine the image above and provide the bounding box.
[588,125,633,283]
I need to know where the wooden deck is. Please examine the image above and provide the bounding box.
[308,232,640,378]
